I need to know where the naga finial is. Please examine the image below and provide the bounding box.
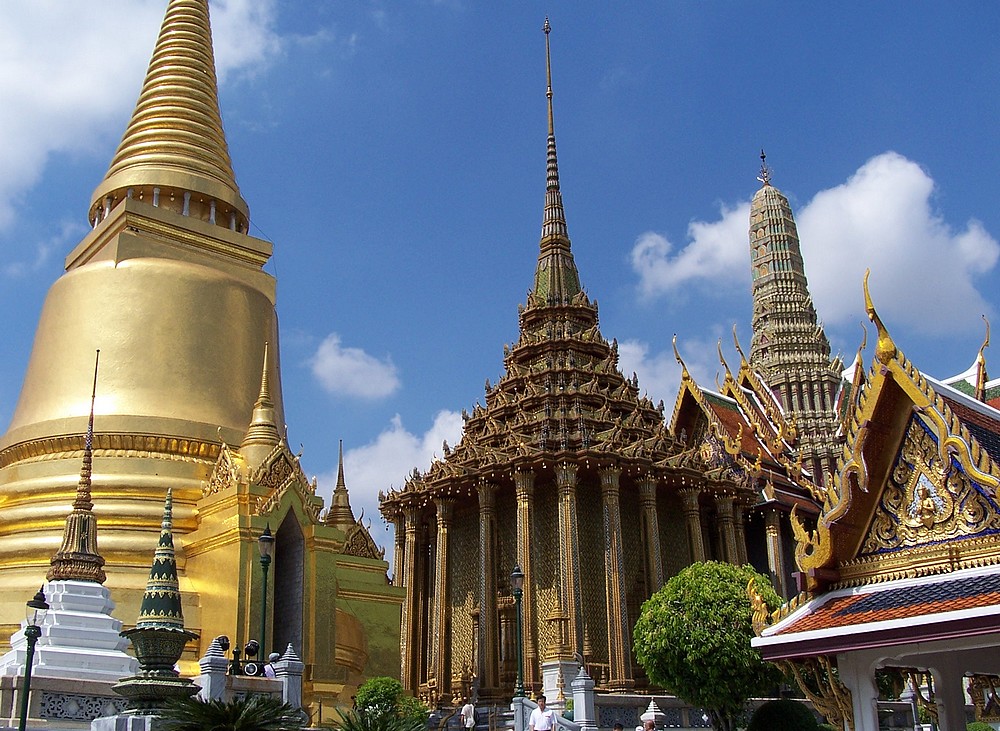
[976,314,991,402]
[672,334,691,380]
[732,324,747,364]
[863,269,896,365]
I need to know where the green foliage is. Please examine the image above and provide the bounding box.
[352,677,427,726]
[817,724,838,731]
[331,709,427,731]
[633,561,784,731]
[157,694,305,731]
[875,668,905,700]
[746,699,818,731]
[967,722,994,731]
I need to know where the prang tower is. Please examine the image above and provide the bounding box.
[748,154,843,482]
[0,0,400,706]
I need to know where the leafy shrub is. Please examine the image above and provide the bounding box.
[967,722,994,731]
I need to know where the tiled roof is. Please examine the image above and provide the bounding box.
[941,396,1000,465]
[776,572,1000,635]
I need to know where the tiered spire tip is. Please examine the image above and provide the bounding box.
[48,350,106,584]
[135,488,186,630]
[89,0,248,231]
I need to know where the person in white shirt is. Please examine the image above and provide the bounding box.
[529,696,556,731]
[461,698,475,729]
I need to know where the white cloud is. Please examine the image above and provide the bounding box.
[630,201,750,298]
[309,333,401,398]
[630,152,1000,335]
[316,410,465,573]
[798,152,999,333]
[0,0,281,231]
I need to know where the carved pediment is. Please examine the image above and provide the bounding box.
[204,442,241,497]
[342,523,385,560]
[253,445,321,523]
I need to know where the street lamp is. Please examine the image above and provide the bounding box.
[511,565,525,698]
[18,587,49,731]
[258,524,274,659]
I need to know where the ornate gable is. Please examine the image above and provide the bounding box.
[342,523,385,560]
[253,443,322,523]
[792,275,1000,591]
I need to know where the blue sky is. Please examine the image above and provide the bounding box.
[3,2,1000,552]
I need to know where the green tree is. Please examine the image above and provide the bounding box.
[157,694,305,731]
[633,561,784,731]
[349,677,427,728]
[746,699,818,731]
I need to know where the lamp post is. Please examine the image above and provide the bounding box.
[258,524,274,660]
[511,565,525,698]
[18,587,49,731]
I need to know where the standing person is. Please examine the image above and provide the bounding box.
[529,696,556,731]
[263,652,280,678]
[461,698,476,730]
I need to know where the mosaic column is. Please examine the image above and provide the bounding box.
[679,487,706,563]
[477,479,499,690]
[600,466,633,690]
[432,497,454,695]
[715,494,739,564]
[733,501,748,566]
[765,509,788,597]
[556,462,582,655]
[392,513,405,587]
[401,505,421,692]
[514,468,538,690]
[637,475,663,592]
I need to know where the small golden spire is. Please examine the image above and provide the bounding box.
[757,149,772,186]
[48,350,106,584]
[976,314,991,402]
[89,0,248,230]
[544,17,554,138]
[863,269,896,365]
[325,439,357,530]
[240,342,282,466]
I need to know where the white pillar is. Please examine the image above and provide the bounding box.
[837,653,880,731]
[929,660,968,731]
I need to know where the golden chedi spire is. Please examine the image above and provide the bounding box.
[325,440,357,531]
[240,342,283,469]
[89,0,248,233]
[0,0,282,649]
[48,351,106,584]
[532,17,583,306]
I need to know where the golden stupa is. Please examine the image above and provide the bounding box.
[0,0,401,710]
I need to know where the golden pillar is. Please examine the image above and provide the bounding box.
[765,509,788,597]
[514,468,538,690]
[599,466,632,690]
[733,501,748,565]
[477,480,499,690]
[432,497,453,694]
[401,505,421,692]
[393,514,405,587]
[555,462,582,655]
[679,487,706,563]
[638,475,663,592]
[715,494,739,564]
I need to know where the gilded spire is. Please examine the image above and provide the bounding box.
[89,0,248,232]
[48,350,106,584]
[325,440,357,530]
[240,342,282,466]
[135,488,185,630]
[532,17,582,305]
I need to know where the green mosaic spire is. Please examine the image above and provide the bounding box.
[136,488,184,630]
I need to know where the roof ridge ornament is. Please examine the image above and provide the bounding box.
[976,314,990,402]
[757,149,772,187]
[863,269,897,365]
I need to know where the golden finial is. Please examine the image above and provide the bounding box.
[863,269,896,365]
[757,149,772,187]
[672,334,691,380]
[241,341,281,461]
[732,324,748,365]
[976,314,990,402]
